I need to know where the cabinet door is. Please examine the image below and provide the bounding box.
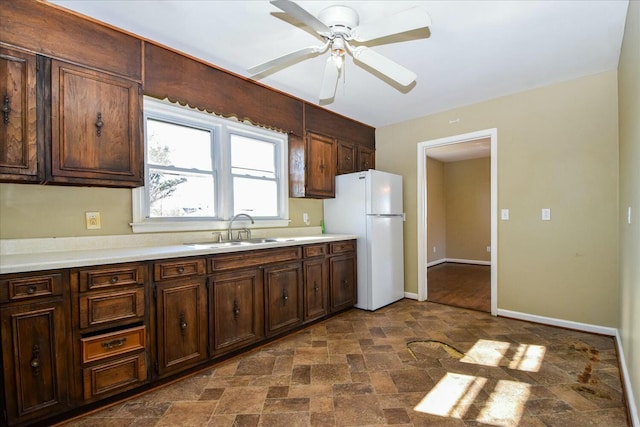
[1,300,71,425]
[329,254,357,312]
[306,131,336,198]
[155,278,208,377]
[357,146,375,171]
[0,46,39,181]
[336,140,356,175]
[303,258,328,322]
[50,60,142,186]
[211,268,264,355]
[264,262,303,336]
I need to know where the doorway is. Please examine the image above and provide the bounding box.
[416,129,498,315]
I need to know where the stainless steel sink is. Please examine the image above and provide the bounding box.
[185,237,297,248]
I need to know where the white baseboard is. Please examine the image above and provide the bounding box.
[496,309,617,336]
[427,258,491,267]
[615,330,640,427]
[404,292,419,300]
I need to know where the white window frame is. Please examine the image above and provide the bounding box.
[131,98,289,233]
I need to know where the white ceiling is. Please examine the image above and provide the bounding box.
[49,0,629,129]
[427,137,490,163]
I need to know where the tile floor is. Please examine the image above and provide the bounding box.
[59,299,630,426]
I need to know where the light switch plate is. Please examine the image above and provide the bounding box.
[542,208,551,221]
[501,209,509,220]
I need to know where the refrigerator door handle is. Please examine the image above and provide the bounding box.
[368,213,406,221]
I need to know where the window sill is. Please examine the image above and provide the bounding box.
[130,219,291,234]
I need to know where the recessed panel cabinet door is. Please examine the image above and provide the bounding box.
[329,254,357,312]
[264,262,302,336]
[306,131,336,198]
[0,46,39,181]
[1,300,71,425]
[303,258,328,322]
[211,268,264,355]
[155,278,208,378]
[50,60,142,186]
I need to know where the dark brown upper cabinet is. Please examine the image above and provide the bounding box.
[0,45,40,182]
[48,59,143,187]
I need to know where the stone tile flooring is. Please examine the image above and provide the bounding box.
[59,299,631,426]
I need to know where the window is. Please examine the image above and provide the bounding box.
[132,98,288,233]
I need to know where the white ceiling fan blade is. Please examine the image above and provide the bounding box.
[351,46,416,86]
[352,7,431,42]
[319,56,341,101]
[248,43,328,75]
[270,0,332,37]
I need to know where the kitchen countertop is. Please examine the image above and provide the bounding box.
[0,234,357,274]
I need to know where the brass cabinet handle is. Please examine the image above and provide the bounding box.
[2,95,10,125]
[282,292,289,304]
[233,300,240,320]
[30,345,40,376]
[110,275,119,284]
[313,281,319,295]
[177,266,185,274]
[101,337,127,350]
[95,112,103,136]
[26,285,37,294]
[179,312,188,332]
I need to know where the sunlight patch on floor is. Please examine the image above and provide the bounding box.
[460,339,546,372]
[414,372,487,418]
[476,380,531,426]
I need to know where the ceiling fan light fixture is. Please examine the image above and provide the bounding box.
[331,37,346,58]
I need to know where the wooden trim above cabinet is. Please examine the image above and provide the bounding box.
[143,43,304,136]
[0,0,142,81]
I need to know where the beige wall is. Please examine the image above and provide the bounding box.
[444,157,491,262]
[377,70,619,327]
[426,157,446,262]
[0,182,323,239]
[618,0,640,417]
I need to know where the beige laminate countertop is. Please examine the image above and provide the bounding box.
[0,234,357,275]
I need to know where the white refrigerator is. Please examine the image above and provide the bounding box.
[323,170,405,311]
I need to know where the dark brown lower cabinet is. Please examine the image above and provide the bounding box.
[264,262,303,336]
[303,257,328,322]
[210,268,264,356]
[154,278,208,378]
[1,299,71,426]
[329,253,357,312]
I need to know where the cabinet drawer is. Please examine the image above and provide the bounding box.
[153,259,205,281]
[78,264,146,292]
[209,247,301,272]
[82,353,147,400]
[81,326,146,364]
[1,273,62,302]
[330,240,356,254]
[303,244,327,258]
[79,289,145,329]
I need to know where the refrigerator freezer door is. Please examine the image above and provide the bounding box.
[365,215,405,310]
[366,170,403,215]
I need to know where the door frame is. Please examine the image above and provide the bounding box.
[416,128,498,315]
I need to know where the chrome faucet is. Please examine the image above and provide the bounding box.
[227,213,255,241]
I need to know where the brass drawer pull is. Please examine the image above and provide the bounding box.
[26,285,37,294]
[110,275,119,284]
[233,300,240,320]
[101,337,127,350]
[30,345,40,375]
[2,95,10,125]
[179,312,187,333]
[95,112,103,136]
[177,266,185,274]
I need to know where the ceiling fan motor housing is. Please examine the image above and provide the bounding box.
[318,5,359,37]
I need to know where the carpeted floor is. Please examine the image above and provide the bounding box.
[59,299,630,426]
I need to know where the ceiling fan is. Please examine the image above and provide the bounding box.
[248,0,431,102]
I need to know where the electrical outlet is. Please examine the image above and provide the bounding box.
[433,246,436,253]
[85,212,101,229]
[486,246,491,253]
[541,208,551,221]
[303,212,310,225]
